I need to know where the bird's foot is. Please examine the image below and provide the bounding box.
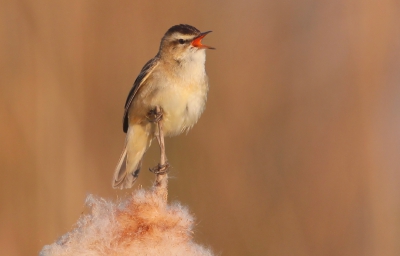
[149,162,170,175]
[146,108,163,123]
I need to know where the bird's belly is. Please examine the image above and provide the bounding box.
[153,84,207,136]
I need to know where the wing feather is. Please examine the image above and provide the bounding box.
[123,55,160,133]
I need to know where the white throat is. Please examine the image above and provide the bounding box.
[176,49,206,82]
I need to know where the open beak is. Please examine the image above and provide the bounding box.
[191,31,215,49]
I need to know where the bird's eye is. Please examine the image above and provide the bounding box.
[178,39,185,44]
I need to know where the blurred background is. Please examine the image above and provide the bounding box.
[1,0,400,255]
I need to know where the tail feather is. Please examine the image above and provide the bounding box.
[112,146,141,189]
[112,125,152,189]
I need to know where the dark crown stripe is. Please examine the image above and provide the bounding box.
[165,24,200,36]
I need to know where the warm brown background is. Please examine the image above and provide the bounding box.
[1,0,400,255]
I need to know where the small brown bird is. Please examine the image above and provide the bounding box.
[113,24,214,189]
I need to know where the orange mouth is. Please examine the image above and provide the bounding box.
[191,31,215,49]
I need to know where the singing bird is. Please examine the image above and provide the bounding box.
[113,24,214,189]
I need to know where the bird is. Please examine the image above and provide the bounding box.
[113,24,214,189]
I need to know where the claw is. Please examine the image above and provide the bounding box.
[146,108,163,123]
[149,162,170,175]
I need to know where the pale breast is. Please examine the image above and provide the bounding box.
[152,76,208,136]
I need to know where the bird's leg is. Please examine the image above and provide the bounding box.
[150,106,169,202]
[149,106,169,175]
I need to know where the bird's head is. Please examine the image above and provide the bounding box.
[159,24,214,62]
